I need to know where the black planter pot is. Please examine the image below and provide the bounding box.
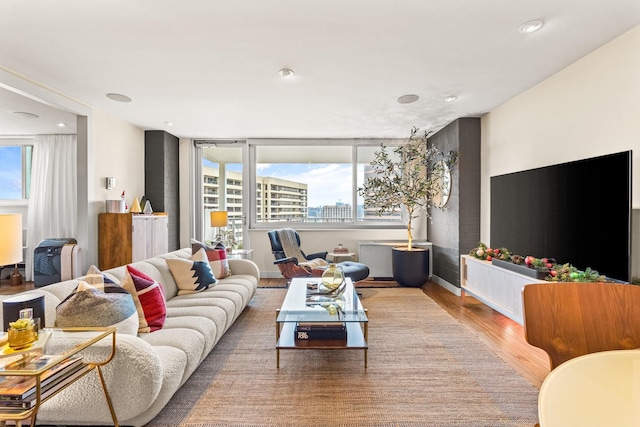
[392,247,430,287]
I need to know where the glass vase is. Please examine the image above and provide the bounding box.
[321,263,345,291]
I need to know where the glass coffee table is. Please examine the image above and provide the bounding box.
[276,277,368,368]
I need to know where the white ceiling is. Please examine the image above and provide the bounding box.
[1,0,639,139]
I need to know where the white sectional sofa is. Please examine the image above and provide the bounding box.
[0,248,259,426]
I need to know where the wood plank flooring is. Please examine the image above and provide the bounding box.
[421,280,549,389]
[0,276,550,388]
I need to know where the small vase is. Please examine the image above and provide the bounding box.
[321,263,345,291]
[7,325,36,349]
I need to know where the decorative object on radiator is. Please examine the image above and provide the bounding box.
[333,244,349,254]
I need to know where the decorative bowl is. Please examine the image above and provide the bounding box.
[7,325,37,349]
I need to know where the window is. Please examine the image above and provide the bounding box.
[199,143,245,247]
[250,140,405,228]
[0,144,32,200]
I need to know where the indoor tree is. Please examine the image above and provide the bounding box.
[358,126,458,249]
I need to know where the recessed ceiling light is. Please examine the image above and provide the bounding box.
[164,122,174,126]
[106,93,132,102]
[13,111,39,119]
[397,94,419,104]
[58,122,67,127]
[279,68,295,78]
[519,19,543,34]
[444,96,457,103]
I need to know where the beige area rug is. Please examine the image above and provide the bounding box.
[146,288,539,426]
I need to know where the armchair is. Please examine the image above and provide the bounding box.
[267,229,370,282]
[267,229,328,279]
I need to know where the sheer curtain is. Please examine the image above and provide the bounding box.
[26,135,77,280]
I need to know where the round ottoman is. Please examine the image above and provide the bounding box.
[336,261,370,282]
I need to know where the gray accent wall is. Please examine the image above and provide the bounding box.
[427,118,481,287]
[144,130,180,251]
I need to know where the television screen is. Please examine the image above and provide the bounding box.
[490,151,632,281]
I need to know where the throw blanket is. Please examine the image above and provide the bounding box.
[276,228,328,272]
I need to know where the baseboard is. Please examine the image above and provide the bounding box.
[432,275,461,296]
[262,271,284,279]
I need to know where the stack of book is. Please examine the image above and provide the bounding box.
[295,322,347,341]
[0,354,88,411]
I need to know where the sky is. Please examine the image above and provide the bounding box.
[0,146,23,199]
[206,160,362,207]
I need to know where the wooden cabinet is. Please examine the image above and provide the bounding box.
[98,213,168,270]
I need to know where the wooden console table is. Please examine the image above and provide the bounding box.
[460,255,545,324]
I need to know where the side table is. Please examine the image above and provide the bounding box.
[227,249,253,260]
[327,252,358,263]
[0,327,118,427]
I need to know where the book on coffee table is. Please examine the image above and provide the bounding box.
[295,322,347,341]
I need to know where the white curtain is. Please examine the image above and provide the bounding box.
[26,135,77,280]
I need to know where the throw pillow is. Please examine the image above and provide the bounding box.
[167,248,217,295]
[55,280,138,336]
[120,266,167,333]
[191,239,231,279]
[84,264,120,287]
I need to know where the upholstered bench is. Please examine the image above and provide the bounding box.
[333,261,369,282]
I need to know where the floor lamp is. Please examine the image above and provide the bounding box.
[210,211,228,244]
[0,214,23,286]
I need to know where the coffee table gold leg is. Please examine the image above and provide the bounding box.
[95,365,119,426]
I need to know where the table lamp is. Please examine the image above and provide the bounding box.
[210,211,228,243]
[0,214,23,286]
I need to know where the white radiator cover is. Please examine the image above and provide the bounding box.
[358,241,433,279]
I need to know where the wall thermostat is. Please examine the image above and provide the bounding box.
[106,177,116,190]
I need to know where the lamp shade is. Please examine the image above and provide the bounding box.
[210,211,228,227]
[0,214,23,266]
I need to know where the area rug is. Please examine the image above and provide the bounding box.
[146,288,539,426]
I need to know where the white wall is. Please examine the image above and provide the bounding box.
[481,25,640,278]
[79,110,145,268]
[92,110,145,215]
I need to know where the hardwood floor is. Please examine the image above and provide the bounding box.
[0,278,34,295]
[0,276,550,388]
[421,280,549,389]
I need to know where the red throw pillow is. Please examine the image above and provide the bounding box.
[120,265,167,333]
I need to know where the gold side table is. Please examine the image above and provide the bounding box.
[0,327,118,427]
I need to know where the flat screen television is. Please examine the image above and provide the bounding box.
[490,151,632,282]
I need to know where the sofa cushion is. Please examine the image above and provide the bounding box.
[120,266,167,333]
[166,248,217,295]
[55,280,138,336]
[191,239,231,279]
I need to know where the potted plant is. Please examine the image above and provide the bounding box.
[358,126,458,286]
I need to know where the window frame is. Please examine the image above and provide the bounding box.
[248,138,407,230]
